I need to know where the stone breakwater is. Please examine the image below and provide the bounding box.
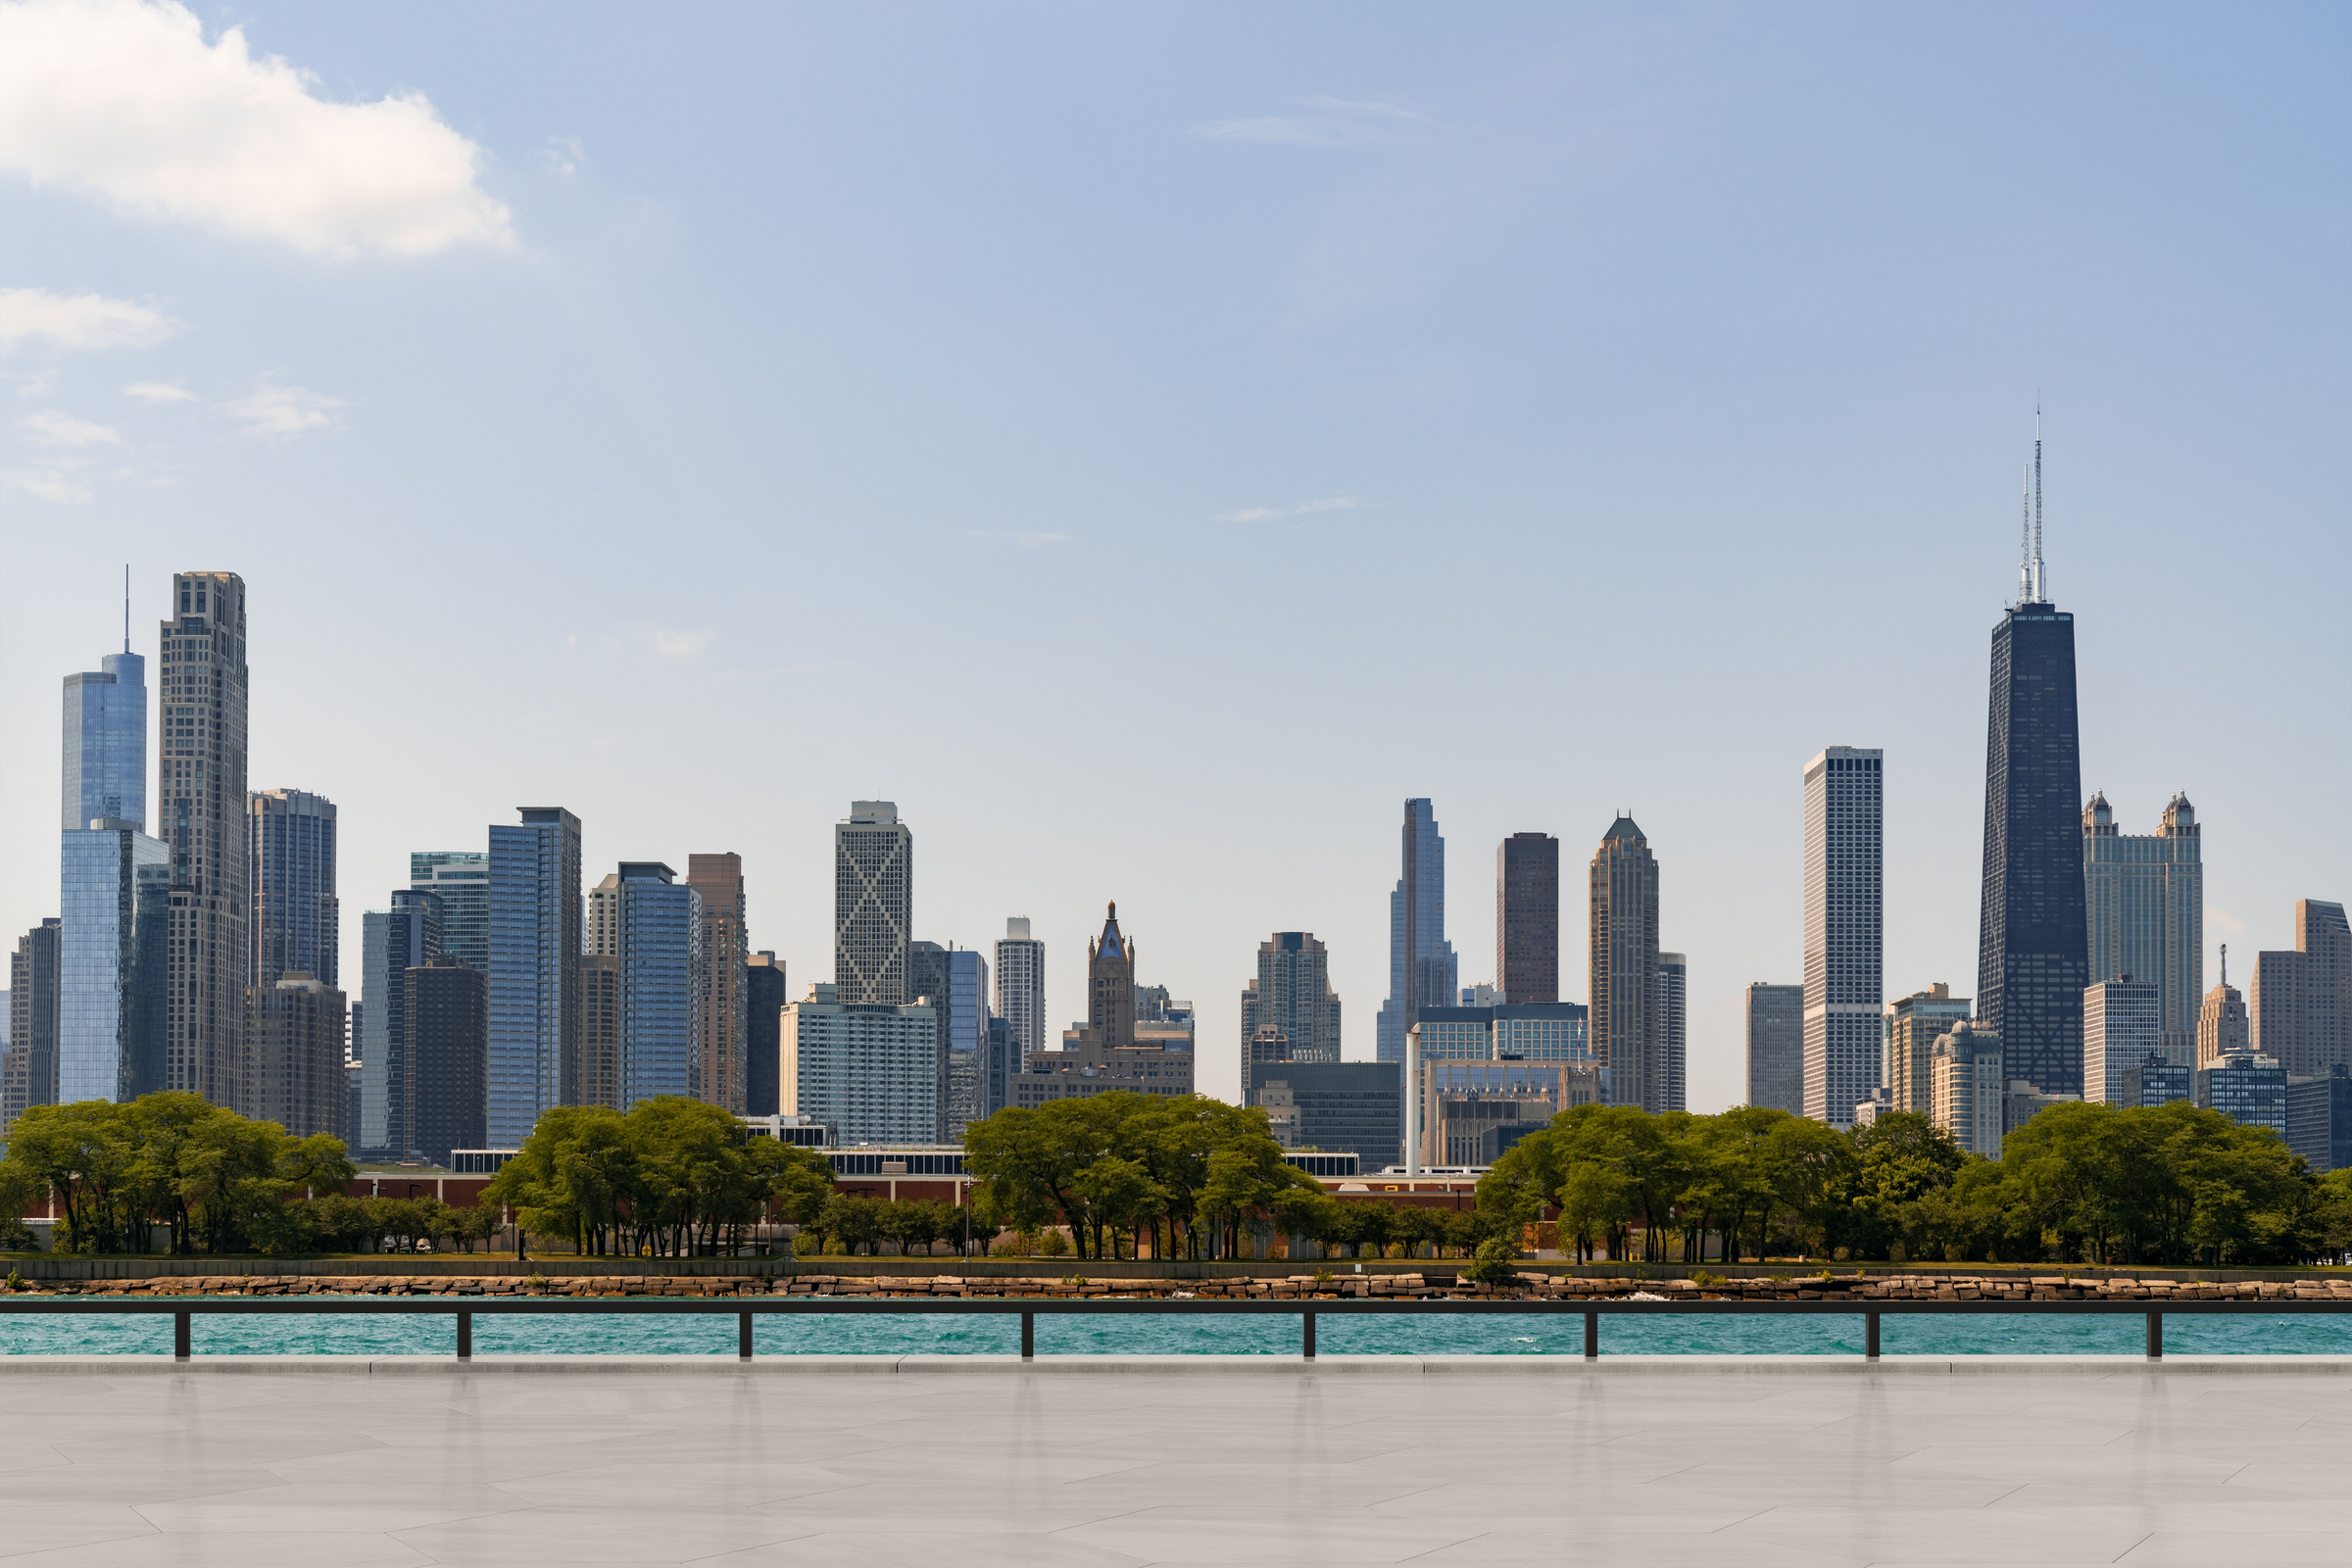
[9,1272,2352,1301]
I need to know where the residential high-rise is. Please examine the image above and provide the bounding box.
[410,852,489,972]
[685,853,749,1113]
[1590,815,1662,1111]
[248,971,346,1140]
[64,650,145,833]
[2083,978,2163,1105]
[2251,901,2352,1079]
[1376,799,1457,1064]
[2082,793,2202,1061]
[935,947,989,1141]
[981,1014,1013,1121]
[360,889,441,1157]
[486,808,580,1144]
[1241,932,1342,1069]
[250,789,337,989]
[159,570,251,1111]
[612,862,703,1108]
[575,953,620,1113]
[1801,747,1883,1127]
[835,802,911,1004]
[746,951,787,1117]
[1930,1020,2005,1157]
[59,823,168,1104]
[1657,951,1688,1113]
[1976,507,2088,1100]
[1883,984,1972,1117]
[994,917,1045,1070]
[408,956,487,1166]
[1495,833,1559,1004]
[4,921,63,1132]
[1744,982,1804,1114]
[2195,948,2251,1068]
[782,982,939,1145]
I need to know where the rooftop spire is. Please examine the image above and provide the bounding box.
[2032,405,2046,603]
[2020,462,2032,605]
[122,563,130,653]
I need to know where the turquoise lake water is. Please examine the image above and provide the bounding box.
[5,1301,2350,1356]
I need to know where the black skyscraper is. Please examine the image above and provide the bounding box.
[1977,598,2088,1099]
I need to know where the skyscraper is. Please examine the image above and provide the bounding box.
[2084,977,2162,1104]
[924,946,989,1141]
[1977,450,2088,1100]
[1377,799,1457,1064]
[576,953,620,1113]
[1744,982,1804,1114]
[410,852,489,972]
[685,853,749,1113]
[1803,747,1884,1128]
[1590,816,1661,1111]
[1087,904,1136,1052]
[59,823,167,1104]
[1657,951,1688,1113]
[408,956,487,1165]
[3,921,62,1132]
[248,971,347,1140]
[835,802,911,1004]
[994,917,1045,1069]
[782,983,939,1145]
[2250,901,2351,1078]
[612,862,703,1108]
[250,789,337,989]
[2082,793,2202,1061]
[1884,984,1973,1116]
[2196,948,2250,1067]
[745,951,787,1117]
[1241,932,1343,1067]
[360,889,441,1157]
[1495,833,1559,1004]
[159,570,251,1111]
[487,807,581,1144]
[63,650,145,832]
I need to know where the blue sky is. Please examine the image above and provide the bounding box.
[2,1,2345,1110]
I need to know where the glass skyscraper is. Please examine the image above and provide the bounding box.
[488,807,581,1144]
[1377,799,1457,1064]
[613,862,702,1108]
[59,641,166,1107]
[410,851,489,972]
[360,889,442,1157]
[1802,747,1884,1127]
[250,788,337,988]
[63,652,145,831]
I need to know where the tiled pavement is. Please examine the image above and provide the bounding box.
[0,1357,2347,1566]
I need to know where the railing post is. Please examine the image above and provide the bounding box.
[740,1311,755,1361]
[173,1308,191,1362]
[1584,1308,1598,1360]
[1302,1309,1316,1361]
[1865,1310,1881,1361]
[2146,1311,2163,1359]
[456,1310,472,1361]
[1021,1309,1035,1361]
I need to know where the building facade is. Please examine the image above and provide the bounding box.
[612,862,703,1108]
[248,971,346,1139]
[160,570,252,1111]
[1246,1060,1401,1167]
[685,853,749,1113]
[359,889,441,1157]
[2197,1053,2288,1138]
[1658,951,1688,1113]
[1803,747,1884,1127]
[410,852,489,971]
[63,651,146,833]
[1415,1058,1602,1167]
[1930,1021,2005,1158]
[58,824,168,1104]
[250,789,337,989]
[1240,932,1342,1070]
[835,802,911,1004]
[2083,978,2162,1105]
[2251,900,2352,1079]
[3,921,63,1132]
[1495,832,1559,1004]
[2082,792,2202,1061]
[1376,799,1457,1064]
[993,917,1045,1070]
[1745,982,1804,1114]
[1883,984,1972,1117]
[1591,815,1662,1111]
[407,956,487,1166]
[2195,953,2251,1068]
[781,982,939,1145]
[2286,1066,2352,1176]
[487,807,580,1145]
[1410,1003,1590,1062]
[746,951,787,1117]
[575,953,620,1113]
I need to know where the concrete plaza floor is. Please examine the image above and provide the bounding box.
[1,1358,2348,1566]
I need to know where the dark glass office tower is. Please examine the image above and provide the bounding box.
[1977,601,2087,1098]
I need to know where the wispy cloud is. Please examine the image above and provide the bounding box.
[5,467,91,504]
[0,286,182,353]
[969,529,1072,547]
[647,627,712,659]
[539,135,584,176]
[24,408,119,445]
[1214,496,1364,523]
[123,380,193,402]
[1191,97,1432,149]
[220,382,342,439]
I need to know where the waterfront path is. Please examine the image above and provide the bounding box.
[1,1359,2347,1565]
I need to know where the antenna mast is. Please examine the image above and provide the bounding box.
[122,564,130,653]
[2019,464,2032,605]
[2032,406,2045,602]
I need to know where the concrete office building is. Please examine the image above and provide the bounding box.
[1240,932,1342,1069]
[1745,983,1804,1114]
[1246,1061,1401,1168]
[2196,950,2252,1068]
[58,824,168,1104]
[250,789,336,990]
[2082,793,2202,1061]
[1376,799,1457,1064]
[2121,1056,2192,1109]
[746,952,786,1117]
[2197,1052,2287,1138]
[609,863,703,1108]
[782,982,939,1146]
[487,807,580,1144]
[994,917,1045,1070]
[1658,952,1688,1113]
[1591,815,1663,1111]
[248,971,346,1139]
[2004,1081,2080,1136]
[1883,985,1972,1117]
[159,571,252,1112]
[359,890,441,1158]
[2286,1065,2352,1176]
[2251,900,2352,1079]
[1803,747,1884,1127]
[836,802,911,1005]
[1414,1058,1603,1168]
[2084,978,2163,1105]
[4,921,62,1133]
[408,956,487,1166]
[685,854,749,1113]
[575,953,619,1113]
[410,852,489,972]
[1495,833,1559,1004]
[1930,1020,2005,1157]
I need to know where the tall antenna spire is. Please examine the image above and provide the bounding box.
[2032,404,2045,602]
[122,563,130,653]
[2019,463,2032,605]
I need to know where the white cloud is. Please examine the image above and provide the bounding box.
[24,408,118,444]
[6,468,91,503]
[647,627,713,659]
[220,383,342,439]
[122,380,193,402]
[1191,97,1431,149]
[0,286,182,352]
[1215,496,1364,522]
[540,135,585,176]
[0,0,514,258]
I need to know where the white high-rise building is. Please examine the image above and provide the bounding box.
[835,802,911,1005]
[2084,977,2162,1104]
[994,916,1045,1069]
[2082,793,2202,1063]
[782,982,939,1145]
[1803,747,1884,1127]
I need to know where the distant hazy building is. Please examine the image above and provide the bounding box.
[1658,951,1688,1113]
[2083,977,2163,1105]
[407,956,487,1166]
[63,651,146,832]
[1495,832,1559,1004]
[1884,984,1972,1118]
[1416,1058,1602,1167]
[486,807,581,1144]
[2003,1080,2080,1137]
[1803,747,1884,1128]
[1376,799,1457,1064]
[2286,1065,2352,1176]
[1931,1022,2005,1158]
[2197,1052,2287,1139]
[1247,1060,1401,1168]
[745,951,787,1117]
[249,971,347,1140]
[575,952,620,1113]
[782,982,938,1145]
[59,823,168,1104]
[685,853,749,1113]
[410,852,489,972]
[360,890,442,1157]
[1241,932,1342,1070]
[2251,900,2352,1079]
[4,920,62,1132]
[835,802,911,1004]
[2195,950,2252,1069]
[994,917,1046,1070]
[160,570,252,1111]
[981,1014,1013,1120]
[1745,982,1804,1114]
[250,789,337,989]
[2082,792,2202,1061]
[1591,815,1662,1111]
[611,862,703,1108]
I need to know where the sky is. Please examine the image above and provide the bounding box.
[1,0,2346,1113]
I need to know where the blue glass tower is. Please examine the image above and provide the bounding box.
[487,808,581,1145]
[410,851,490,972]
[1376,799,1456,1064]
[59,633,166,1106]
[63,653,145,832]
[614,862,701,1108]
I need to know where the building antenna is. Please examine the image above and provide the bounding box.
[2032,403,2045,602]
[2019,463,2032,605]
[122,564,130,653]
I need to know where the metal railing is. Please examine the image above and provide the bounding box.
[4,1295,2350,1362]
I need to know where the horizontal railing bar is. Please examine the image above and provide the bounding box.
[0,1297,2348,1317]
